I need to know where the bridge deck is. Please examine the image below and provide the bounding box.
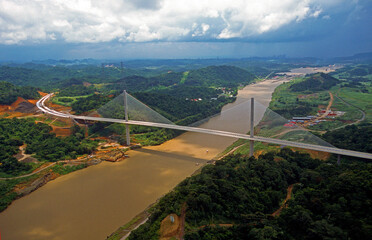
[37,94,372,160]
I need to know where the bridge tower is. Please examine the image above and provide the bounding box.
[249,98,254,157]
[123,90,130,146]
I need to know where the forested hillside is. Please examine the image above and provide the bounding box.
[0,119,97,176]
[0,81,40,104]
[127,149,372,240]
[0,64,149,89]
[57,85,95,97]
[186,65,256,87]
[133,92,233,124]
[322,123,372,153]
[109,72,184,92]
[70,65,254,145]
[290,73,340,92]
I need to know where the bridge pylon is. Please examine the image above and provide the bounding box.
[249,98,254,157]
[123,90,130,146]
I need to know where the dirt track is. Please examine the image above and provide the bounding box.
[272,183,296,217]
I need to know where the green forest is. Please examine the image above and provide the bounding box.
[57,65,255,145]
[0,64,257,146]
[128,147,372,240]
[0,64,147,88]
[0,118,97,176]
[0,81,40,104]
[290,73,340,92]
[185,65,256,87]
[71,94,112,114]
[121,64,372,240]
[57,85,95,97]
[322,124,372,153]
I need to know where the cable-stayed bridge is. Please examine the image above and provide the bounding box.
[37,93,372,160]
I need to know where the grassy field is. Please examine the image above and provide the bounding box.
[269,78,330,119]
[336,86,372,122]
[51,94,93,106]
[179,71,189,84]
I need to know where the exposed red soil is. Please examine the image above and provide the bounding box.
[27,99,38,105]
[160,203,187,240]
[52,127,72,137]
[37,91,48,97]
[272,183,297,217]
[0,97,38,118]
[292,147,330,160]
[10,97,28,110]
[0,105,10,112]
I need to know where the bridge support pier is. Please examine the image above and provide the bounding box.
[249,98,254,157]
[124,90,130,146]
[337,154,341,165]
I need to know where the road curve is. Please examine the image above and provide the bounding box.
[0,163,57,180]
[332,93,366,130]
[37,94,372,160]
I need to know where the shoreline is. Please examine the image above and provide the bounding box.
[107,77,291,239]
[0,77,290,240]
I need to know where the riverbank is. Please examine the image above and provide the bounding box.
[107,77,292,239]
[0,77,290,240]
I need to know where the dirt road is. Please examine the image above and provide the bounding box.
[272,183,296,217]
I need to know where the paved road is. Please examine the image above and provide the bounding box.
[37,94,372,160]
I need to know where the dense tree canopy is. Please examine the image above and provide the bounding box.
[0,81,40,104]
[57,85,95,97]
[0,118,97,175]
[129,149,372,240]
[186,65,256,88]
[322,123,372,153]
[290,73,340,92]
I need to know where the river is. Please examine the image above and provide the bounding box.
[0,78,289,240]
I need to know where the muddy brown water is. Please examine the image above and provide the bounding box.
[0,78,288,240]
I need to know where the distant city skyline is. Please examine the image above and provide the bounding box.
[0,0,371,61]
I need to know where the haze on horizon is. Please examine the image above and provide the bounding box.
[0,0,371,61]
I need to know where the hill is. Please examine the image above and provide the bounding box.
[0,64,154,89]
[124,149,372,240]
[110,72,184,92]
[290,73,340,92]
[0,81,40,105]
[106,65,255,93]
[186,65,256,87]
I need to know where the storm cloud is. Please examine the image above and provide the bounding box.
[0,0,360,44]
[0,0,370,60]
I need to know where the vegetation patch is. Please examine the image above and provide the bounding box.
[127,148,372,240]
[0,81,40,105]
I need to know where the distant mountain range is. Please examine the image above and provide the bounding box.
[1,52,371,68]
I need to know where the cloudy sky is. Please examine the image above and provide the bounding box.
[0,0,371,60]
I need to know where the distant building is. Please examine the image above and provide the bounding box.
[292,117,313,121]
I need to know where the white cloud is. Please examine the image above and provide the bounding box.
[0,0,350,44]
[322,15,331,20]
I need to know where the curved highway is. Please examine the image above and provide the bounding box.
[37,94,372,160]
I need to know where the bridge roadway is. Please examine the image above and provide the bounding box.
[37,94,372,160]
